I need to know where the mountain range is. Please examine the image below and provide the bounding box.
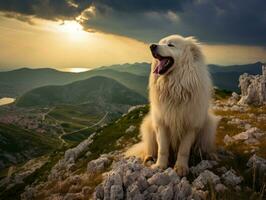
[0,62,264,100]
[16,76,147,107]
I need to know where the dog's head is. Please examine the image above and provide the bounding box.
[150,35,202,76]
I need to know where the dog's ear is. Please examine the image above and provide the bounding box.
[190,43,201,61]
[186,37,202,61]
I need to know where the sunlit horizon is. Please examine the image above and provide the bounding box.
[60,67,92,73]
[54,20,88,42]
[0,13,265,70]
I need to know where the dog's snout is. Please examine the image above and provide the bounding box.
[150,44,157,51]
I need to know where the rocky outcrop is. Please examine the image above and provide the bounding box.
[223,127,265,146]
[87,154,112,173]
[94,157,209,200]
[238,65,266,105]
[213,100,248,112]
[92,156,250,200]
[48,134,95,181]
[64,133,95,164]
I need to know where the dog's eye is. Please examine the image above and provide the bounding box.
[168,43,175,47]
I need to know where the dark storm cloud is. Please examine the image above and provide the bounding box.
[178,0,266,45]
[81,0,266,45]
[0,0,81,20]
[74,0,184,13]
[0,0,266,45]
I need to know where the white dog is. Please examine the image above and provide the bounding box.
[127,35,219,176]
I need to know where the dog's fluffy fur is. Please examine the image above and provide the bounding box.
[126,35,219,176]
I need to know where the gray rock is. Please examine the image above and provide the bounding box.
[192,170,220,190]
[87,155,111,173]
[191,189,208,200]
[164,168,180,184]
[247,154,266,173]
[141,167,154,178]
[148,193,160,200]
[128,105,145,113]
[126,183,144,200]
[233,132,249,141]
[94,184,104,200]
[93,155,239,199]
[224,127,265,146]
[247,154,266,167]
[110,185,123,200]
[146,185,158,193]
[244,138,259,145]
[125,125,136,133]
[221,169,243,186]
[103,172,123,200]
[238,65,266,105]
[136,175,149,192]
[223,135,234,146]
[190,160,218,176]
[228,92,240,104]
[147,173,170,186]
[216,167,227,174]
[160,183,173,200]
[124,171,139,187]
[174,177,192,200]
[64,134,94,164]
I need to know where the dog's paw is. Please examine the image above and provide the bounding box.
[174,163,189,177]
[150,163,167,170]
[144,156,155,167]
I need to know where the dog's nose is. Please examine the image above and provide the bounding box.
[150,44,157,51]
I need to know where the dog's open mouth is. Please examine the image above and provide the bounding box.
[152,53,174,75]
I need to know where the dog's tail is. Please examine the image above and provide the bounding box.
[125,114,156,160]
[125,142,145,160]
[197,112,220,154]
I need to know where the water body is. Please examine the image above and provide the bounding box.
[0,97,15,106]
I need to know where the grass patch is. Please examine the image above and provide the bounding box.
[214,88,232,100]
[73,106,149,172]
[62,127,95,143]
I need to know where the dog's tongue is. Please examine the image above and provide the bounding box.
[153,58,168,74]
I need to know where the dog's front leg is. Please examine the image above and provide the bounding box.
[151,125,169,169]
[175,130,195,176]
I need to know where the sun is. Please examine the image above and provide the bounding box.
[68,68,91,73]
[57,20,86,41]
[58,67,91,73]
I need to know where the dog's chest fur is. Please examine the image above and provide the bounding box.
[151,78,192,134]
[150,74,208,150]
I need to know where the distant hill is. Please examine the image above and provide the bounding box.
[80,69,148,97]
[98,62,150,76]
[209,62,263,91]
[0,66,148,98]
[0,68,78,98]
[208,62,263,74]
[0,62,264,98]
[16,76,147,107]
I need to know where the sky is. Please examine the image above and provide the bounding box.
[0,0,266,71]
